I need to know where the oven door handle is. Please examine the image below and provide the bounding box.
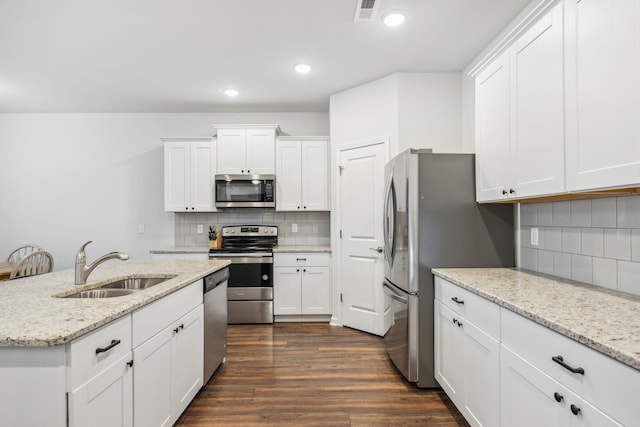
[209,255,273,264]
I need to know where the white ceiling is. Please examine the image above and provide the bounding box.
[0,0,532,113]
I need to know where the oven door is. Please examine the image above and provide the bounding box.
[215,174,275,208]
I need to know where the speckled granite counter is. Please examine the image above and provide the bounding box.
[432,268,640,371]
[151,245,331,254]
[0,259,230,347]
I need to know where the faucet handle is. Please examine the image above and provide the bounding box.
[76,240,92,261]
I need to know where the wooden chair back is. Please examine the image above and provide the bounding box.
[9,250,54,280]
[6,245,44,263]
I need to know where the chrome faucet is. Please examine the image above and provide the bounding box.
[75,240,129,285]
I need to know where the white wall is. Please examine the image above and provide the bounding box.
[0,112,328,270]
[398,73,463,153]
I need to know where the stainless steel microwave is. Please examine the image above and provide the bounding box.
[215,174,275,208]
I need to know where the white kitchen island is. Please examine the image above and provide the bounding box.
[0,259,229,427]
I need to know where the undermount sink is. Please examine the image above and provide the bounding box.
[65,289,139,298]
[99,275,177,290]
[61,275,177,298]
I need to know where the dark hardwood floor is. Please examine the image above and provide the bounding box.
[176,323,469,426]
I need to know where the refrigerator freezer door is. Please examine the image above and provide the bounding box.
[382,280,418,382]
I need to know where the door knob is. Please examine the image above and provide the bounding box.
[369,247,383,253]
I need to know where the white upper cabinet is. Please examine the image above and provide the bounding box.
[163,138,216,212]
[475,2,564,202]
[215,125,279,175]
[275,137,330,211]
[564,0,640,191]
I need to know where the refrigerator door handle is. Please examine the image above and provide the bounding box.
[383,171,397,265]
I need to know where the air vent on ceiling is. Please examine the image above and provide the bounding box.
[354,0,379,22]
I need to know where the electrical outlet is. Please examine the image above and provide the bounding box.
[197,224,204,234]
[138,224,145,234]
[531,227,539,246]
[292,223,298,233]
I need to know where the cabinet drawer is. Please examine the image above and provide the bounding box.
[434,276,500,339]
[132,280,202,347]
[501,308,640,427]
[274,252,330,267]
[67,314,132,391]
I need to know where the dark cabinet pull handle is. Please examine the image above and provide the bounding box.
[553,392,564,403]
[174,327,180,333]
[296,258,307,261]
[303,206,307,209]
[247,170,250,173]
[185,207,188,210]
[452,318,463,327]
[303,269,306,273]
[298,206,300,209]
[502,190,508,195]
[296,269,300,272]
[96,339,121,354]
[451,297,465,305]
[509,189,515,194]
[552,355,585,375]
[179,324,184,330]
[127,360,134,368]
[452,318,457,325]
[570,404,581,416]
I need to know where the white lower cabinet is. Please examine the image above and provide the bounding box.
[436,276,639,427]
[133,281,204,427]
[501,346,621,427]
[273,253,331,316]
[68,352,133,427]
[434,288,500,427]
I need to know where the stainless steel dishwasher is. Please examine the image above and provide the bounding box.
[203,267,229,384]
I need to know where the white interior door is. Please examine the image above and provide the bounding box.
[338,140,386,336]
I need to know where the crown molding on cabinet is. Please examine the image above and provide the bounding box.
[467,0,559,77]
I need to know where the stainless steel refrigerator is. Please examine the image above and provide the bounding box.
[382,149,514,388]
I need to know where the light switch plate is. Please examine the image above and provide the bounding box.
[197,224,204,234]
[292,223,298,233]
[531,227,539,246]
[138,224,145,234]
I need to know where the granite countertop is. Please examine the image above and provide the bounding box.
[151,245,331,254]
[432,268,640,371]
[0,259,230,347]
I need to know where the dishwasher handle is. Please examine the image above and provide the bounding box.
[204,267,230,293]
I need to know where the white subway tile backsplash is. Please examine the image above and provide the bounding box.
[591,197,617,227]
[561,227,581,254]
[537,203,553,226]
[553,252,572,280]
[617,261,640,294]
[571,199,592,227]
[603,228,631,261]
[520,247,538,271]
[520,196,640,297]
[632,230,640,262]
[581,228,603,257]
[552,201,571,226]
[545,227,562,251]
[538,250,554,275]
[592,257,617,290]
[617,195,640,228]
[571,254,593,284]
[521,204,538,226]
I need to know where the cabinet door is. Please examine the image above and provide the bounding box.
[273,266,302,315]
[275,140,302,211]
[133,327,173,427]
[565,0,640,191]
[68,353,133,427]
[511,2,565,198]
[462,319,499,427]
[246,128,275,174]
[172,304,204,419]
[302,140,330,211]
[434,301,464,406]
[217,129,246,174]
[190,142,216,211]
[475,52,511,202]
[164,142,189,211]
[301,266,331,315]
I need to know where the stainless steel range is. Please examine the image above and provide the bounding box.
[208,225,277,324]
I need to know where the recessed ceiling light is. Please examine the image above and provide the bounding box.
[294,63,312,74]
[382,11,407,26]
[222,88,239,97]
